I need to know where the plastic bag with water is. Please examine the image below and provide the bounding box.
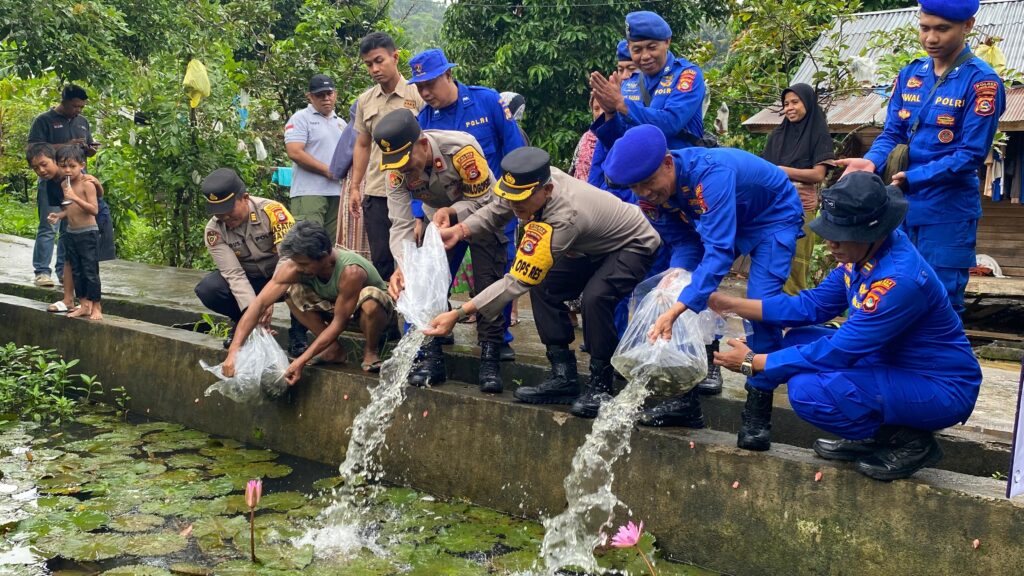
[612,268,716,395]
[396,223,452,331]
[200,327,288,403]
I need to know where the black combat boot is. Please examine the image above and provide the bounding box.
[855,427,943,481]
[813,426,898,462]
[514,345,579,404]
[737,384,773,451]
[637,387,705,428]
[408,339,447,387]
[478,341,503,394]
[569,359,616,419]
[696,340,723,395]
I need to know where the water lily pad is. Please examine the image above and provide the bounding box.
[138,498,193,517]
[257,492,307,512]
[193,516,247,555]
[199,448,277,464]
[126,532,188,556]
[168,564,213,576]
[165,454,214,469]
[110,513,166,533]
[78,495,139,516]
[151,468,206,485]
[142,429,211,444]
[311,476,344,491]
[210,559,301,576]
[490,549,539,572]
[100,565,173,576]
[35,495,79,511]
[249,542,313,571]
[74,413,121,427]
[38,532,131,561]
[208,462,291,480]
[433,523,500,554]
[132,421,185,435]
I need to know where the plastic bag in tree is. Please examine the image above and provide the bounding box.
[201,328,288,403]
[976,42,1007,77]
[183,59,211,108]
[396,223,452,331]
[612,268,716,395]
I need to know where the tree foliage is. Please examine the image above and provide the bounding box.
[442,0,730,168]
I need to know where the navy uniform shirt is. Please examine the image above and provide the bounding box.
[592,51,706,150]
[864,47,1005,226]
[761,230,982,398]
[664,147,803,313]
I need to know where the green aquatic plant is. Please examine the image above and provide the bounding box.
[0,343,103,424]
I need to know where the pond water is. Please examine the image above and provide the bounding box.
[0,404,716,576]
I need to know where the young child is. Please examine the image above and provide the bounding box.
[48,145,102,320]
[26,143,108,313]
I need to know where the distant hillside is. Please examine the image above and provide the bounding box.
[392,0,446,52]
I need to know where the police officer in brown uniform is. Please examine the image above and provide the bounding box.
[194,168,305,353]
[372,109,507,393]
[424,147,660,418]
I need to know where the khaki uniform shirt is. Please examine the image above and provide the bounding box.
[386,129,497,263]
[464,168,661,317]
[204,196,296,311]
[354,76,424,198]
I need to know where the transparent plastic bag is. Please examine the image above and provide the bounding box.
[613,268,715,395]
[396,223,452,331]
[201,328,288,403]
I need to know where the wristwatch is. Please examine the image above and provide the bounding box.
[740,351,756,376]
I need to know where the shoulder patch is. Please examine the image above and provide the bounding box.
[676,69,697,93]
[263,202,295,244]
[206,230,220,247]
[511,222,554,286]
[973,80,998,117]
[387,170,405,190]
[452,145,489,185]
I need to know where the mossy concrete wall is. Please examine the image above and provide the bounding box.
[3,294,1023,576]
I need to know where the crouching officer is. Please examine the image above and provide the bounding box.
[194,168,306,354]
[373,108,508,393]
[604,125,803,451]
[710,173,981,480]
[423,147,660,418]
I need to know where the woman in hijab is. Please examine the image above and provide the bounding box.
[762,83,836,294]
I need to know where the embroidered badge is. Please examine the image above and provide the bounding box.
[463,181,491,199]
[973,80,998,117]
[937,129,954,144]
[638,199,659,222]
[936,114,955,126]
[906,77,923,89]
[898,109,911,120]
[503,104,512,120]
[693,183,708,214]
[249,212,258,223]
[206,230,220,247]
[453,145,489,185]
[404,99,418,109]
[387,170,405,189]
[511,222,554,286]
[263,203,295,244]
[659,75,672,88]
[676,69,697,92]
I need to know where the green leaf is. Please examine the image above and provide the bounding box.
[100,565,173,576]
[109,513,166,533]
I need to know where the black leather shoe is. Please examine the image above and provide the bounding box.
[478,341,503,394]
[813,438,881,462]
[409,340,446,387]
[498,343,516,362]
[638,388,705,428]
[855,428,943,481]
[696,341,723,395]
[514,346,579,404]
[569,359,615,419]
[737,384,773,451]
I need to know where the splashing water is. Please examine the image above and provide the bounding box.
[296,330,427,557]
[538,369,654,574]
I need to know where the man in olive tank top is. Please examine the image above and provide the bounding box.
[221,221,394,386]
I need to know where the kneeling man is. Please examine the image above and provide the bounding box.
[709,173,981,480]
[222,220,394,386]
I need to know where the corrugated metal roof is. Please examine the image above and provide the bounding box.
[790,0,1024,87]
[743,87,1024,133]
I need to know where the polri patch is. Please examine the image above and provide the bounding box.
[206,230,220,247]
[937,129,954,144]
[387,170,405,189]
[511,221,554,286]
[973,80,998,117]
[453,146,489,185]
[676,69,697,92]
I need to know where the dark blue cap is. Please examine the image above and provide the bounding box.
[918,0,979,22]
[617,40,631,62]
[604,125,668,186]
[625,11,672,41]
[409,49,458,83]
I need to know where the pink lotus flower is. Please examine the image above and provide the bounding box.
[611,520,644,548]
[245,479,262,509]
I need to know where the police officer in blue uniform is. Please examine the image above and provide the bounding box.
[604,125,803,451]
[838,0,1005,314]
[589,11,707,150]
[710,172,981,480]
[409,48,525,359]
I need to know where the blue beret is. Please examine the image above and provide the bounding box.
[616,40,631,62]
[625,11,672,41]
[604,125,668,186]
[918,0,979,22]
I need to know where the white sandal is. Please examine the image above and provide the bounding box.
[47,301,69,313]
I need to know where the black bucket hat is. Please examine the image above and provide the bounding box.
[809,172,908,243]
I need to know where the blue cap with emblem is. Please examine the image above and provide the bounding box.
[625,11,672,41]
[603,125,668,187]
[918,0,979,22]
[616,40,631,62]
[409,49,458,83]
